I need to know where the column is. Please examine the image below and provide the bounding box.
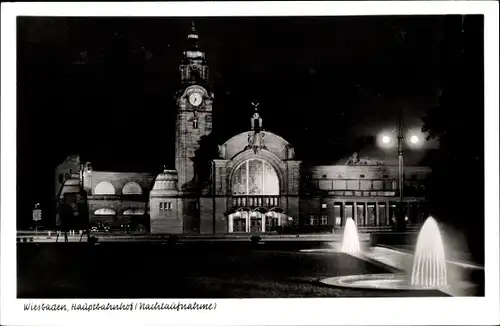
[261,160,265,195]
[375,202,380,226]
[364,201,368,226]
[228,214,233,233]
[341,201,346,226]
[246,213,250,232]
[261,213,265,232]
[246,161,249,194]
[386,201,391,226]
[353,202,357,224]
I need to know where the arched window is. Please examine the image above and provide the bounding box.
[94,208,116,216]
[231,159,279,196]
[94,181,115,195]
[122,182,143,195]
[123,208,145,216]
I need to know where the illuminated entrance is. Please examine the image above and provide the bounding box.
[228,208,285,233]
[228,158,284,233]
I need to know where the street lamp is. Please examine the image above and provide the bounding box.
[378,122,422,230]
[410,135,419,145]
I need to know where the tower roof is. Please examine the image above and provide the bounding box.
[182,21,206,63]
[150,167,179,197]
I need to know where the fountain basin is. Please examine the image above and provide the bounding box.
[320,273,476,292]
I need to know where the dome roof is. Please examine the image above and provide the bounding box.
[181,22,207,64]
[150,169,179,197]
[220,130,294,161]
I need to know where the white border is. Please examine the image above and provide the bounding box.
[1,2,499,326]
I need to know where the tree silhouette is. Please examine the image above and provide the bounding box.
[421,15,484,263]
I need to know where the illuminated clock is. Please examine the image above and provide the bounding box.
[188,93,203,107]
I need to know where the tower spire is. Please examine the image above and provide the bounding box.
[179,21,208,86]
[188,21,199,41]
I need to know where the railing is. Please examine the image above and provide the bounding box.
[232,196,280,208]
[301,178,426,197]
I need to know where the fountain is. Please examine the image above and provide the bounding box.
[410,216,447,287]
[340,218,360,254]
[319,216,467,292]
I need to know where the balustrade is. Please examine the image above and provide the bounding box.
[302,178,425,197]
[232,196,280,208]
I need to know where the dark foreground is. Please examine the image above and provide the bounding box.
[17,242,447,298]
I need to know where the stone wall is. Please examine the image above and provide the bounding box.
[150,197,183,234]
[182,197,200,234]
[199,196,214,234]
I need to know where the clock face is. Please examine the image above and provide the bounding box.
[188,93,203,107]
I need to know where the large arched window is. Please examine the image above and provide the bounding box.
[231,159,279,196]
[122,182,143,195]
[94,181,115,195]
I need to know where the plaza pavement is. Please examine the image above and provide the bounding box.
[16,230,370,243]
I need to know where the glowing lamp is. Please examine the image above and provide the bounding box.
[410,135,419,144]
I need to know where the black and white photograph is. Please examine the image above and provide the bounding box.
[1,2,499,326]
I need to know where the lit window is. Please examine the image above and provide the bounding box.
[94,181,116,195]
[321,203,327,209]
[160,202,173,210]
[122,182,143,195]
[193,119,198,129]
[321,214,328,225]
[231,159,279,196]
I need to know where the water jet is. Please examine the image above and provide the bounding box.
[340,218,360,254]
[410,216,447,287]
[320,216,473,294]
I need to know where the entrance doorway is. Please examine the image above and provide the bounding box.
[228,208,285,233]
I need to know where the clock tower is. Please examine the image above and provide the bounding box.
[175,22,213,193]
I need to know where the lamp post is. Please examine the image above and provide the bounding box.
[397,112,405,231]
[378,114,421,230]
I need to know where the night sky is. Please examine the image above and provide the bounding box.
[16,16,481,226]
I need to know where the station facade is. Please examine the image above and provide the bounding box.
[55,24,431,234]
